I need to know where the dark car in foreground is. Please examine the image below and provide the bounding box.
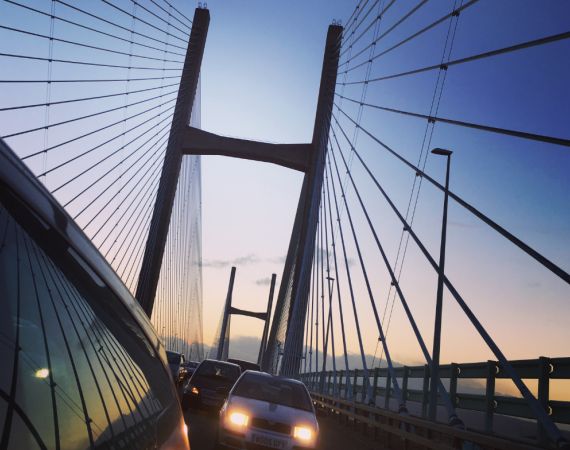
[182,359,241,411]
[0,138,190,449]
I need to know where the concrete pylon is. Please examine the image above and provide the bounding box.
[216,266,236,360]
[268,24,342,377]
[136,8,341,379]
[136,7,209,316]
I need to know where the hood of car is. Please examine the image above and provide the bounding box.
[227,395,318,430]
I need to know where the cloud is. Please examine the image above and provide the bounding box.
[201,259,231,268]
[201,253,260,269]
[255,277,273,286]
[201,251,352,271]
[268,255,287,264]
[234,254,260,265]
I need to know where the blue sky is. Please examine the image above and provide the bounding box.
[197,0,569,369]
[1,0,569,391]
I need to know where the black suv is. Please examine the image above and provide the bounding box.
[182,360,241,411]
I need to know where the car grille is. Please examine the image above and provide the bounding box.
[251,417,291,435]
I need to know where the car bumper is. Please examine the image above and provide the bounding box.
[218,427,316,450]
[183,392,225,411]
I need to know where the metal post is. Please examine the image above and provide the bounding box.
[258,274,276,365]
[449,363,459,411]
[384,370,391,410]
[136,7,210,316]
[217,266,236,361]
[429,147,453,420]
[422,364,430,418]
[485,360,497,433]
[538,356,551,446]
[402,366,409,405]
[372,368,379,406]
[353,369,359,400]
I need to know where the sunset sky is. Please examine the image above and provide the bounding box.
[1,0,568,398]
[196,0,570,377]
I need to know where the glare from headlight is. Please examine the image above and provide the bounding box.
[190,386,199,395]
[228,411,249,427]
[35,368,49,379]
[293,426,313,442]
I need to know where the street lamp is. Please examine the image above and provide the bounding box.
[428,147,453,421]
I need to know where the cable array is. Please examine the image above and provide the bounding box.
[0,0,203,361]
[302,0,570,445]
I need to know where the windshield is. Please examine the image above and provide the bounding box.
[232,374,313,412]
[194,361,241,382]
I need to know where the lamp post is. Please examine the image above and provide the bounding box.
[428,147,453,421]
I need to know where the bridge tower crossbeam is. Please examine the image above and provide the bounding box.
[135,6,342,378]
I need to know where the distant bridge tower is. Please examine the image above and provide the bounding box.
[136,6,341,377]
[212,267,276,362]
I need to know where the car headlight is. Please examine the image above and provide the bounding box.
[293,425,314,442]
[190,386,199,395]
[228,411,249,427]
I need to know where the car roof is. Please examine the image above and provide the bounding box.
[240,371,306,386]
[228,358,258,365]
[200,359,241,369]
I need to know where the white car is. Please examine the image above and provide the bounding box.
[218,371,319,449]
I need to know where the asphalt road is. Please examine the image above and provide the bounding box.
[184,408,382,450]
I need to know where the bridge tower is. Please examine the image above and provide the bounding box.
[135,7,341,378]
[212,267,276,362]
[136,7,209,316]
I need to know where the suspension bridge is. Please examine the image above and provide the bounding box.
[0,0,569,449]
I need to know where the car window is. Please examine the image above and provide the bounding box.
[0,195,178,449]
[233,374,313,412]
[194,361,240,381]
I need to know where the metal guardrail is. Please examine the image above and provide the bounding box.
[301,357,570,447]
[311,391,543,450]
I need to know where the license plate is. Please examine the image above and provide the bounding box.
[251,433,286,449]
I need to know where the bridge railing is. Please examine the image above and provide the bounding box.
[301,357,570,447]
[311,391,542,450]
